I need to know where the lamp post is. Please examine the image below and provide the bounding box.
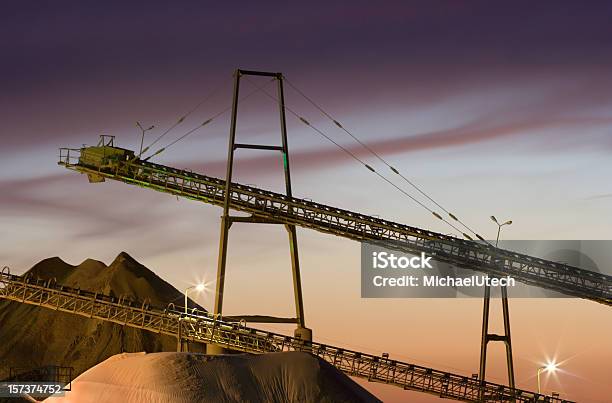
[491,215,513,247]
[136,121,155,157]
[537,362,558,394]
[479,215,515,389]
[184,283,206,314]
[177,283,205,353]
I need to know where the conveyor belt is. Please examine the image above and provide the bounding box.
[0,271,571,402]
[57,147,612,306]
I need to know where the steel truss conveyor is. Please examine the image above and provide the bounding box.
[0,270,571,403]
[58,144,612,306]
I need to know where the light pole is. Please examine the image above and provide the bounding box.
[491,215,513,247]
[136,121,155,157]
[479,215,515,389]
[537,362,558,394]
[184,283,206,314]
[177,283,205,353]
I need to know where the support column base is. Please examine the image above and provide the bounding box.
[294,326,312,342]
[176,339,189,352]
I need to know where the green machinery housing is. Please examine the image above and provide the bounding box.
[77,135,135,183]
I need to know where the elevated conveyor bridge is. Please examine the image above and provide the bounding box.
[0,269,571,403]
[57,143,612,306]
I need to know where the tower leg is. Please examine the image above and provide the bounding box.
[214,216,231,317]
[501,285,516,388]
[287,225,305,326]
[479,285,491,381]
[210,70,241,356]
[213,70,240,320]
[278,74,311,341]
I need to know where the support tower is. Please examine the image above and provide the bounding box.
[210,69,312,354]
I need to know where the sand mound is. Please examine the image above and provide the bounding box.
[44,351,381,403]
[0,252,202,382]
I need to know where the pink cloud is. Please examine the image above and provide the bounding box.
[180,115,612,176]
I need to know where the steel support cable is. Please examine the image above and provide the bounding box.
[143,78,277,160]
[143,78,231,155]
[284,78,487,242]
[243,77,469,237]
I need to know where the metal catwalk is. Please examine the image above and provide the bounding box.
[58,143,612,305]
[0,270,571,403]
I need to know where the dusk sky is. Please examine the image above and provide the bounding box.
[1,2,612,401]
